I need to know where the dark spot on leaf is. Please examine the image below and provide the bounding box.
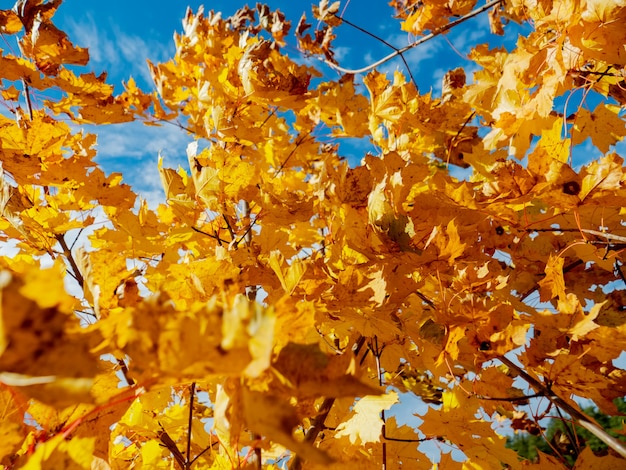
[42,308,56,322]
[495,226,504,235]
[479,341,491,351]
[562,181,580,195]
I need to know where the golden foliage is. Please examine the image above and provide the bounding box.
[1,0,626,468]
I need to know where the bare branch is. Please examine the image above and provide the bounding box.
[322,0,503,75]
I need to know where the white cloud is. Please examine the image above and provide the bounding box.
[64,14,173,87]
[376,32,442,79]
[93,121,188,160]
[451,16,488,54]
[74,121,192,208]
[65,14,119,68]
[333,46,351,63]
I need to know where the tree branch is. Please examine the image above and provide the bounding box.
[186,382,196,469]
[498,355,626,459]
[55,233,85,289]
[323,0,503,75]
[288,398,335,470]
[334,14,417,87]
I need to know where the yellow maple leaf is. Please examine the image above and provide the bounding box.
[334,392,398,445]
[21,435,95,470]
[572,104,626,153]
[538,254,566,302]
[267,250,306,295]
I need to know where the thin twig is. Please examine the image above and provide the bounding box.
[221,213,236,241]
[415,290,435,309]
[323,0,503,75]
[369,337,387,468]
[288,398,335,470]
[233,216,258,249]
[22,78,33,120]
[274,133,309,176]
[188,441,219,466]
[56,233,85,288]
[191,225,229,245]
[528,227,626,243]
[186,382,196,469]
[615,261,626,286]
[475,392,545,403]
[117,358,135,386]
[334,14,417,87]
[555,405,581,458]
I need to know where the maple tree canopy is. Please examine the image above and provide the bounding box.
[1,0,626,468]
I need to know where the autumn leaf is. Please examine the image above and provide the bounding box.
[334,392,398,445]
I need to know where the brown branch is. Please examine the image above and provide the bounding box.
[369,337,388,468]
[288,398,335,470]
[158,426,187,470]
[191,225,229,245]
[186,383,196,469]
[55,233,85,289]
[221,213,236,242]
[117,358,135,386]
[498,355,626,459]
[290,336,371,469]
[323,0,503,75]
[22,78,33,120]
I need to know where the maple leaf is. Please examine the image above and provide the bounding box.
[16,5,89,75]
[571,103,626,153]
[312,0,342,26]
[538,254,566,302]
[0,265,102,406]
[334,392,398,445]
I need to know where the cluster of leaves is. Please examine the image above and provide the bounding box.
[1,0,626,468]
[507,398,626,466]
